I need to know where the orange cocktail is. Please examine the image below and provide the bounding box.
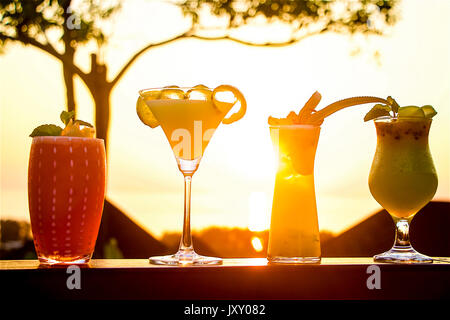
[268,124,321,263]
[28,136,106,264]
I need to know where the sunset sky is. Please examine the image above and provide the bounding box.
[1,0,449,238]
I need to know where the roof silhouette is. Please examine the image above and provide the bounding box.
[94,199,169,258]
[94,199,219,258]
[321,201,450,257]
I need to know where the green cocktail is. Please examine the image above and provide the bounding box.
[366,103,438,263]
[369,118,438,218]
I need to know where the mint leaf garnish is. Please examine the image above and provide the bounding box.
[29,124,63,137]
[386,96,400,114]
[364,104,391,122]
[60,110,75,125]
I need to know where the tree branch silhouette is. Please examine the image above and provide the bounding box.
[15,34,62,61]
[188,30,324,48]
[110,24,326,89]
[110,31,193,89]
[14,32,93,87]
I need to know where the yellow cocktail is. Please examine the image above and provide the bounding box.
[145,99,225,160]
[268,125,321,263]
[137,85,246,265]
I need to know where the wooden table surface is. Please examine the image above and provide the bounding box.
[1,258,449,300]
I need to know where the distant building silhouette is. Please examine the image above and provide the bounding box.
[94,199,169,258]
[321,201,450,257]
[159,231,221,258]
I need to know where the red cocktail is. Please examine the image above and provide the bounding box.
[28,136,106,264]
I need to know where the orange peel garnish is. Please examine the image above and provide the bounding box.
[212,85,247,125]
[298,91,322,123]
[269,92,389,126]
[61,119,95,138]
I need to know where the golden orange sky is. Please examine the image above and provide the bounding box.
[1,0,449,238]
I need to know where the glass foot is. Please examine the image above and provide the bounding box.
[38,254,91,266]
[268,256,321,264]
[374,246,433,264]
[149,250,222,266]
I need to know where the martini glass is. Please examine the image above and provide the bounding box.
[137,85,246,265]
[369,117,438,263]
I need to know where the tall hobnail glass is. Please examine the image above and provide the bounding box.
[28,136,106,265]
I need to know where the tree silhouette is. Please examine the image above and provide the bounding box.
[1,0,398,152]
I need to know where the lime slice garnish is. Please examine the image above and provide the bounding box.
[212,85,247,125]
[421,105,437,118]
[398,106,425,118]
[136,96,159,128]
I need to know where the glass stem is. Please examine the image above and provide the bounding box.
[179,175,194,252]
[393,218,412,248]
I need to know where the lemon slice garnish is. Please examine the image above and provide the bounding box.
[160,86,186,99]
[186,84,212,100]
[212,85,247,125]
[136,95,159,128]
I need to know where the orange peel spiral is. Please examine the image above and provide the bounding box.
[212,85,247,125]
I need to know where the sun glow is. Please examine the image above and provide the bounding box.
[248,192,271,232]
[251,236,264,252]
